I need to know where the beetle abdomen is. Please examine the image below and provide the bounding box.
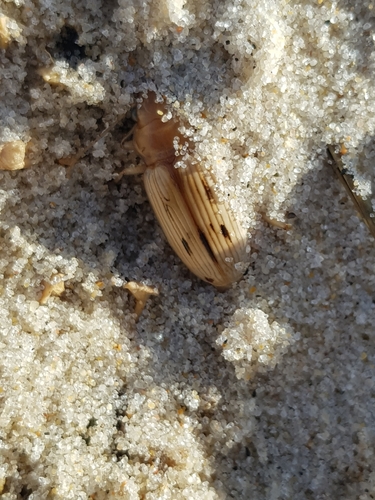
[144,159,248,288]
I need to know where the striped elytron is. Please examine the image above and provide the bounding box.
[131,93,249,288]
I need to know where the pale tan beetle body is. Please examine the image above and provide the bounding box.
[132,93,249,289]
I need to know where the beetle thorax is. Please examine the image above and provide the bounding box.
[133,106,181,168]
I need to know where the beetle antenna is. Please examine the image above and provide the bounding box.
[58,113,134,176]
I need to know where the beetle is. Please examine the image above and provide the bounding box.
[126,92,250,289]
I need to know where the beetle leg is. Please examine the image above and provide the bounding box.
[120,124,136,147]
[114,163,147,182]
[121,139,135,151]
[59,116,132,172]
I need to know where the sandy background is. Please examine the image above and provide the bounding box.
[1,0,375,498]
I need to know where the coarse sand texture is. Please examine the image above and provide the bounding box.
[0,1,375,499]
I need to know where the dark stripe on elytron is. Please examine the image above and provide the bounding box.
[164,204,171,217]
[164,203,175,223]
[199,229,218,263]
[181,238,192,256]
[220,224,232,241]
[200,174,214,203]
[205,277,214,283]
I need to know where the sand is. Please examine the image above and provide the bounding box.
[0,0,375,498]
